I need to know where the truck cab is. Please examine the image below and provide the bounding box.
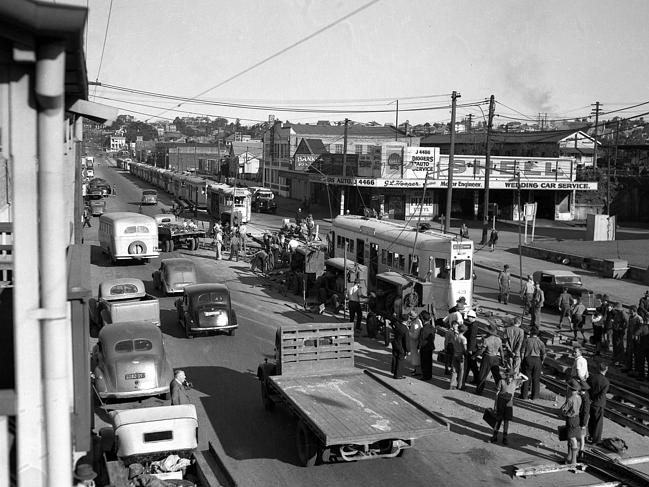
[89,277,161,328]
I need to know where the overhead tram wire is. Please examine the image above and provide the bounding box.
[146,0,382,121]
[92,0,114,100]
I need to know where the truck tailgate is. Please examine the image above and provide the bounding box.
[270,370,444,446]
[111,301,159,324]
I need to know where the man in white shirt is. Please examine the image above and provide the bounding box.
[570,348,589,381]
[347,278,365,332]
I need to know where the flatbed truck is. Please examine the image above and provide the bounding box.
[257,322,447,466]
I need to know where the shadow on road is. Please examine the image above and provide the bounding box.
[185,365,301,465]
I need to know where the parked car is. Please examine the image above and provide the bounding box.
[532,270,596,312]
[251,187,277,214]
[141,189,158,205]
[175,283,237,338]
[88,197,106,216]
[91,322,173,400]
[152,258,198,295]
[89,277,160,328]
[88,177,111,196]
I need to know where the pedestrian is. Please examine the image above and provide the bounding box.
[612,302,628,365]
[82,206,92,228]
[229,231,241,262]
[250,249,269,273]
[306,214,315,241]
[505,318,525,375]
[638,290,649,321]
[239,222,247,253]
[443,324,455,376]
[587,362,609,444]
[633,318,649,379]
[215,227,223,260]
[462,309,481,385]
[522,275,535,315]
[138,202,143,213]
[439,213,445,231]
[366,310,379,339]
[490,370,528,445]
[112,184,118,196]
[624,305,643,374]
[559,378,583,465]
[170,370,191,405]
[488,227,499,252]
[460,222,469,239]
[443,297,466,326]
[570,347,589,382]
[558,288,573,330]
[391,320,409,379]
[295,207,303,226]
[418,310,435,381]
[497,264,511,304]
[592,296,608,355]
[407,310,423,376]
[347,278,365,332]
[571,297,587,342]
[73,461,97,487]
[475,324,504,395]
[578,379,591,460]
[530,282,545,328]
[603,301,615,353]
[450,323,468,390]
[520,327,546,400]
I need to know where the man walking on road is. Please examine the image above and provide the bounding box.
[505,318,525,375]
[530,282,545,328]
[558,288,573,330]
[391,320,409,379]
[170,370,191,405]
[348,278,365,332]
[475,324,503,395]
[612,303,628,365]
[587,363,609,444]
[462,310,480,385]
[449,323,467,390]
[520,327,546,400]
[624,306,643,374]
[571,297,587,342]
[497,265,511,304]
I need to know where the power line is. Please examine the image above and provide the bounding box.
[93,0,114,100]
[147,0,382,120]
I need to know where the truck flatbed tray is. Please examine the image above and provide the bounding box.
[270,370,443,446]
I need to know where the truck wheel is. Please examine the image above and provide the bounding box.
[296,420,318,467]
[261,382,275,411]
[188,238,196,251]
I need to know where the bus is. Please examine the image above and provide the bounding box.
[330,215,474,318]
[98,212,160,264]
[207,185,252,224]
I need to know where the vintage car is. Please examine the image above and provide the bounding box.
[532,270,596,312]
[152,258,198,295]
[91,322,173,400]
[251,188,277,214]
[89,277,160,328]
[175,283,237,338]
[154,213,177,225]
[88,197,106,216]
[141,189,158,205]
[88,177,111,196]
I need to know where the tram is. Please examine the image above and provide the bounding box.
[330,215,474,318]
[206,184,252,224]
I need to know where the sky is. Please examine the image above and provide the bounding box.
[70,0,649,127]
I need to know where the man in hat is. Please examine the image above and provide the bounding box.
[407,310,423,376]
[558,288,573,330]
[475,324,503,395]
[491,368,528,445]
[624,305,643,374]
[522,275,535,315]
[505,318,525,375]
[520,327,546,400]
[571,297,587,342]
[347,277,365,332]
[530,282,545,328]
[73,461,97,487]
[634,317,649,380]
[497,264,511,304]
[449,322,467,390]
[463,309,481,385]
[612,302,628,365]
[444,297,466,326]
[587,363,609,443]
[638,290,649,321]
[560,378,583,465]
[391,319,410,379]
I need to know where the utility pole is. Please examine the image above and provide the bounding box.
[342,118,349,214]
[395,100,399,141]
[480,95,495,244]
[591,101,602,178]
[444,91,460,233]
[610,119,619,215]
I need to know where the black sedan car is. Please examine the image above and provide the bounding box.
[175,283,237,338]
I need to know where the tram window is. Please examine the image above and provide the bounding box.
[398,254,406,270]
[381,249,387,264]
[347,238,354,253]
[387,252,393,267]
[337,235,344,249]
[410,255,419,275]
[452,259,472,280]
[435,258,449,278]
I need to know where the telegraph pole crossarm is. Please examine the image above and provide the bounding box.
[444,91,460,234]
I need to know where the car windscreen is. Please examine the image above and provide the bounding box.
[194,292,228,308]
[143,190,157,195]
[124,225,150,234]
[555,275,581,285]
[114,339,153,353]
